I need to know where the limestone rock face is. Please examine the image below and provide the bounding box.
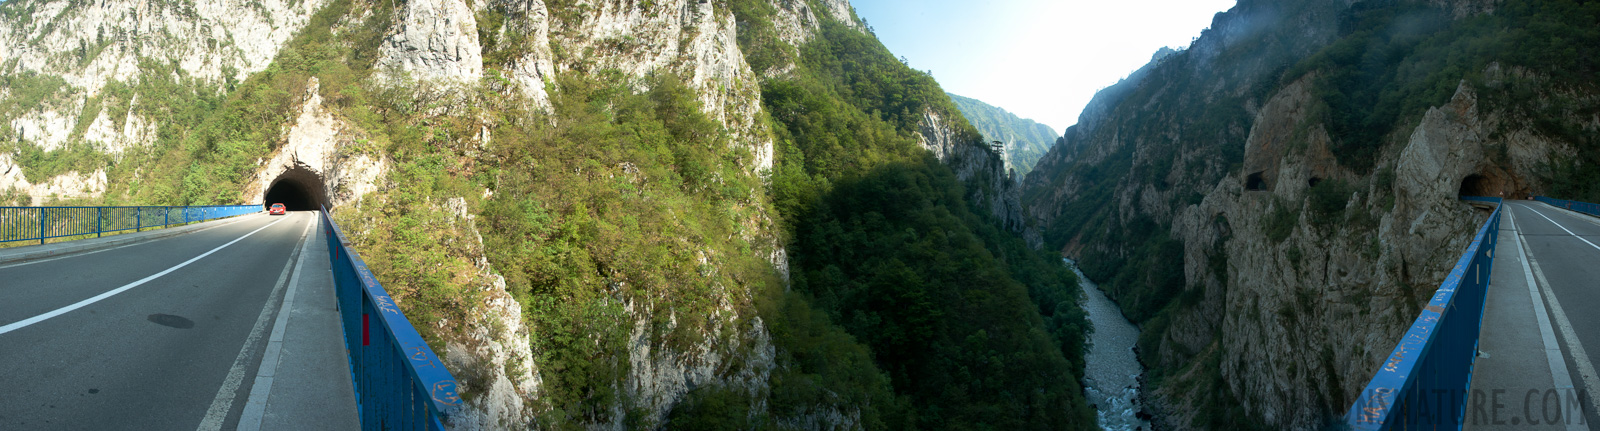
[0,0,329,152]
[377,0,484,83]
[0,153,107,205]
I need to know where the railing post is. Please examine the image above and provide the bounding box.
[136,207,142,232]
[39,208,45,245]
[96,207,102,238]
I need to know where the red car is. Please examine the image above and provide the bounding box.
[268,203,287,215]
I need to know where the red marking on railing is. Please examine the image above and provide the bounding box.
[363,313,370,346]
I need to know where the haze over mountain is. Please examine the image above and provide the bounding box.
[947,92,1056,176]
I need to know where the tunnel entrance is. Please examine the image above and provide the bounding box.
[1246,172,1268,191]
[264,166,330,211]
[1458,174,1492,198]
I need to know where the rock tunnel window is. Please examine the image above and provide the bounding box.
[1308,177,1322,188]
[1458,174,1491,199]
[1246,172,1267,191]
[264,167,330,211]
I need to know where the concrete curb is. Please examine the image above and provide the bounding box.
[0,212,267,267]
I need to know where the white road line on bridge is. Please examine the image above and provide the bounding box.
[1508,208,1590,431]
[1514,203,1600,426]
[196,214,310,431]
[1521,204,1600,252]
[236,212,317,431]
[0,215,292,336]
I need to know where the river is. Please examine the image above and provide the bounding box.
[1066,258,1150,431]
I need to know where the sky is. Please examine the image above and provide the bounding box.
[851,0,1238,133]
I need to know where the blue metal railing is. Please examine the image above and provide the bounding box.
[1347,196,1502,430]
[1535,196,1600,218]
[1,205,261,245]
[321,206,459,430]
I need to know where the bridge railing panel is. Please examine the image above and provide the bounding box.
[1347,197,1501,430]
[320,206,459,430]
[0,205,260,245]
[1535,196,1600,218]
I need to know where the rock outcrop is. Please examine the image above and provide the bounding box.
[0,0,329,152]
[0,153,107,205]
[241,78,388,210]
[916,109,1025,231]
[377,0,484,84]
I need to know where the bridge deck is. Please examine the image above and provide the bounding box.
[1470,201,1600,430]
[0,212,357,430]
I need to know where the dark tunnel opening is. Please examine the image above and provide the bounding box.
[1245,171,1267,191]
[1458,174,1492,199]
[264,166,330,211]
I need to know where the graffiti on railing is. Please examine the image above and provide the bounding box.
[1347,197,1502,430]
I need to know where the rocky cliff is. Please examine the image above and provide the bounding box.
[0,0,328,203]
[1022,0,1597,428]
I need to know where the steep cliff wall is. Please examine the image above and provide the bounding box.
[1021,0,1597,428]
[0,0,328,202]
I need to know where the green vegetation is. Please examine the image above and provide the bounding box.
[1306,179,1354,227]
[1263,199,1299,244]
[1287,0,1600,174]
[473,72,783,425]
[699,2,1096,429]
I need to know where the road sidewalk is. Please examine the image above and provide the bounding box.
[239,212,360,430]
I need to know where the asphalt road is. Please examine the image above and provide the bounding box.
[0,212,313,430]
[1507,201,1600,427]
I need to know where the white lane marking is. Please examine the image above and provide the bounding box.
[236,211,318,431]
[0,216,291,336]
[1536,201,1600,230]
[197,214,310,431]
[1521,204,1600,252]
[1509,208,1591,431]
[1514,203,1600,425]
[0,214,261,270]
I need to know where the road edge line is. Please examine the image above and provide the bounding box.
[1508,207,1590,430]
[1517,204,1600,427]
[196,214,310,431]
[236,212,318,431]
